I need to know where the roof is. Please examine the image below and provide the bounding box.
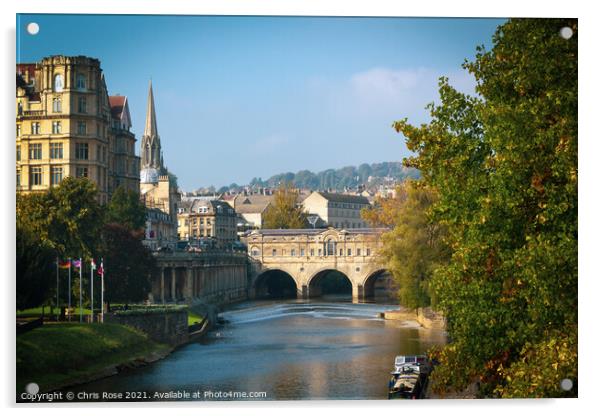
[233,194,273,213]
[109,95,126,119]
[314,192,370,205]
[246,227,387,237]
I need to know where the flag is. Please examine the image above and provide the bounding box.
[72,259,81,269]
[97,260,104,277]
[90,259,97,270]
[58,260,71,269]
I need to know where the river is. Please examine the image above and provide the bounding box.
[75,298,447,401]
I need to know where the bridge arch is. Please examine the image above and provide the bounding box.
[307,268,353,299]
[362,268,398,301]
[253,268,299,299]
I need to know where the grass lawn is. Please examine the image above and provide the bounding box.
[188,310,204,326]
[16,323,170,393]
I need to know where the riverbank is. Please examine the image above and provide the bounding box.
[380,307,446,330]
[16,323,172,394]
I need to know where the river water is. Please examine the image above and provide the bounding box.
[75,298,447,401]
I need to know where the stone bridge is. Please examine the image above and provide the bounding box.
[243,228,395,302]
[149,250,248,304]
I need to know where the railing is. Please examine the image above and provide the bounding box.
[21,110,44,117]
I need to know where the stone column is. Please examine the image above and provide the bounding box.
[161,267,165,304]
[185,267,193,301]
[171,268,177,302]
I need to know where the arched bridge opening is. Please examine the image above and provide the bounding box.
[308,269,352,301]
[254,269,298,300]
[363,269,398,302]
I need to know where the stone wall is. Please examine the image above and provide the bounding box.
[382,307,447,330]
[105,309,188,346]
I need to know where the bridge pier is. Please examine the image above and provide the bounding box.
[299,284,308,300]
[352,284,365,304]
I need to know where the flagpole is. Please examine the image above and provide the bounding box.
[101,257,104,323]
[68,258,71,321]
[90,259,94,323]
[79,257,83,323]
[56,257,59,321]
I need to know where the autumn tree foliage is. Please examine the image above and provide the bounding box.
[262,183,308,229]
[393,19,577,397]
[362,180,449,309]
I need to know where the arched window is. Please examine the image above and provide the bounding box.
[325,239,336,256]
[53,74,64,92]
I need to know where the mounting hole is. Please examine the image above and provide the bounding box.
[560,378,573,391]
[559,27,573,40]
[26,22,40,35]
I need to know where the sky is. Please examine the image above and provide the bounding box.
[17,14,505,191]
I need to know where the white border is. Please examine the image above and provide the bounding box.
[2,1,600,416]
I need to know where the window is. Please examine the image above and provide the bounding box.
[300,248,305,256]
[75,143,88,160]
[310,248,315,256]
[251,247,260,257]
[51,167,63,185]
[29,143,42,160]
[77,121,87,135]
[347,248,352,256]
[318,249,322,256]
[52,97,62,113]
[16,146,20,161]
[49,143,63,159]
[53,74,64,92]
[272,249,277,257]
[76,73,86,89]
[339,249,343,256]
[16,169,20,187]
[326,239,336,256]
[76,166,88,178]
[52,121,62,134]
[17,124,21,137]
[78,96,87,113]
[357,248,361,256]
[366,248,371,256]
[31,122,40,135]
[291,249,296,256]
[282,249,286,256]
[30,166,42,185]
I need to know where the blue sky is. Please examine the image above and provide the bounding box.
[17,15,505,191]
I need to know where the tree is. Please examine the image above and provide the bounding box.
[16,177,103,258]
[106,186,147,231]
[393,19,577,397]
[262,183,308,229]
[362,180,449,309]
[16,225,55,311]
[100,224,155,303]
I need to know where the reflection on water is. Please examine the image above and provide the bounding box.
[75,298,447,400]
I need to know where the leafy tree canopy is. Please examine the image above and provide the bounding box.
[393,18,577,397]
[106,186,147,231]
[262,183,308,229]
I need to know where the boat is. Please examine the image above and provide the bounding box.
[387,355,431,399]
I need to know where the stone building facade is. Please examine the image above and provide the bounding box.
[177,199,238,248]
[16,55,139,203]
[302,191,371,229]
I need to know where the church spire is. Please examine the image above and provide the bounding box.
[144,79,158,139]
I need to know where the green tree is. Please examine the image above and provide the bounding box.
[100,224,155,303]
[393,19,577,397]
[262,183,308,229]
[16,225,55,310]
[16,177,103,258]
[106,186,147,231]
[362,180,449,309]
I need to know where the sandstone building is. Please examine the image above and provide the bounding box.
[16,55,140,203]
[301,191,371,229]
